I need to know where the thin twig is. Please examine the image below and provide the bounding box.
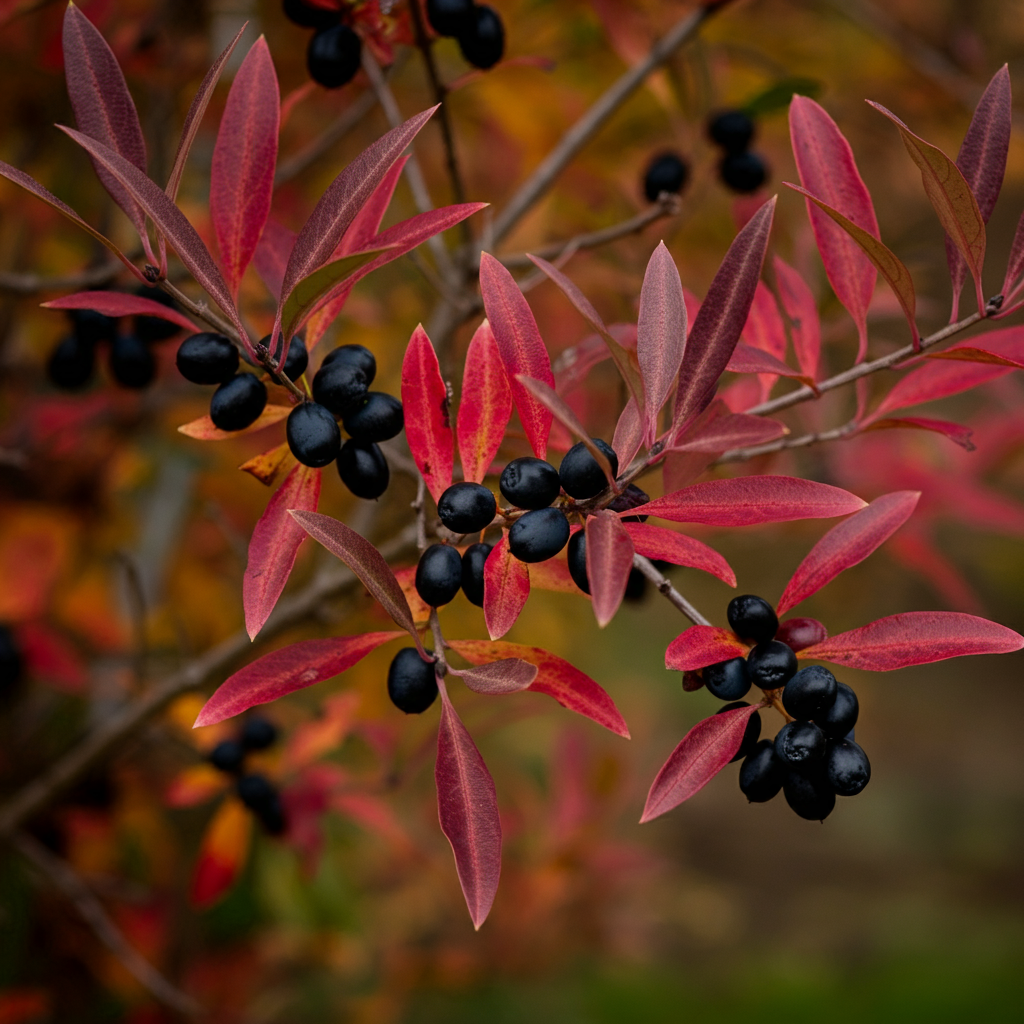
[0,259,125,296]
[632,554,710,626]
[429,609,448,674]
[715,420,859,464]
[413,474,428,552]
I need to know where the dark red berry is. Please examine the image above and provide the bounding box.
[307,24,361,89]
[47,335,95,390]
[707,110,755,153]
[336,439,389,499]
[783,767,835,821]
[342,392,403,442]
[415,544,463,607]
[209,739,245,774]
[287,402,341,467]
[241,716,278,751]
[133,285,181,342]
[559,439,618,499]
[774,720,826,767]
[68,308,116,345]
[461,542,492,607]
[783,665,837,720]
[815,681,858,739]
[727,594,778,644]
[716,701,761,762]
[210,373,268,431]
[643,151,689,202]
[312,359,367,417]
[437,482,497,534]
[387,648,438,714]
[739,739,786,802]
[426,0,474,36]
[826,738,870,796]
[109,334,156,388]
[500,457,560,510]
[703,657,751,701]
[176,332,238,385]
[508,507,570,563]
[457,4,504,69]
[719,151,768,193]
[284,0,341,29]
[776,617,827,652]
[321,343,376,384]
[746,639,797,689]
[567,529,589,594]
[607,484,650,522]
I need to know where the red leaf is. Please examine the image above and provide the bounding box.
[448,639,630,738]
[401,325,454,503]
[773,255,821,381]
[1004,210,1024,302]
[640,705,760,822]
[739,281,788,401]
[629,475,866,527]
[435,680,502,930]
[483,534,530,641]
[451,659,538,694]
[623,523,736,586]
[584,511,634,628]
[727,342,813,385]
[195,632,404,726]
[210,37,279,298]
[15,621,87,692]
[925,345,1024,369]
[799,611,1024,670]
[177,405,290,440]
[665,625,748,671]
[340,155,408,252]
[457,320,512,484]
[479,253,554,459]
[789,95,878,359]
[189,798,251,907]
[243,463,321,640]
[43,291,198,333]
[526,555,582,596]
[863,417,976,451]
[777,490,920,615]
[611,395,644,469]
[669,410,787,454]
[252,220,296,303]
[671,197,776,436]
[637,241,686,443]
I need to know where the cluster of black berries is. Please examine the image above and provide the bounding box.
[707,110,768,194]
[698,595,870,821]
[642,151,690,204]
[426,0,505,70]
[208,716,286,834]
[284,0,362,89]
[48,287,180,391]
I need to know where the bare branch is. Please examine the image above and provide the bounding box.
[715,420,858,464]
[632,553,711,626]
[0,259,125,296]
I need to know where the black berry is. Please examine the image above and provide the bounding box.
[747,640,798,690]
[739,739,786,802]
[336,439,389,499]
[209,739,245,774]
[342,392,403,442]
[558,439,618,500]
[321,343,376,384]
[461,542,492,607]
[508,507,570,563]
[457,4,504,69]
[241,716,278,751]
[437,482,497,534]
[567,529,589,594]
[312,359,368,417]
[69,308,116,345]
[716,701,762,762]
[282,337,308,381]
[608,484,650,522]
[703,657,751,701]
[177,333,238,385]
[783,768,835,821]
[210,374,268,431]
[774,720,826,768]
[47,335,95,390]
[415,544,463,607]
[826,739,870,796]
[719,152,768,193]
[815,681,859,739]
[387,648,438,714]
[500,457,560,510]
[236,774,286,834]
[287,402,341,467]
[782,665,838,720]
[0,624,24,697]
[707,110,755,153]
[427,0,474,36]
[643,151,690,202]
[727,594,778,644]
[307,24,362,89]
[284,0,340,29]
[109,334,156,389]
[623,567,648,602]
[133,285,181,342]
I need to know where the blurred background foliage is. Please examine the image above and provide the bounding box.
[0,0,1022,1020]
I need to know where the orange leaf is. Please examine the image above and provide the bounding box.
[178,404,291,440]
[190,798,252,907]
[239,442,297,486]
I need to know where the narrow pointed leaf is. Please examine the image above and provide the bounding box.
[863,417,976,450]
[612,395,644,469]
[177,405,290,440]
[925,345,1024,369]
[252,219,296,302]
[640,705,760,822]
[665,625,748,671]
[457,320,512,484]
[1003,210,1024,299]
[798,611,1024,670]
[436,680,502,930]
[623,523,736,586]
[239,443,296,487]
[190,798,251,907]
[584,511,634,628]
[483,534,530,641]
[727,342,813,385]
[773,255,821,381]
[243,463,321,640]
[42,291,198,332]
[527,555,581,595]
[340,155,408,252]
[451,659,538,694]
[669,411,787,454]
[402,324,454,503]
[777,491,920,615]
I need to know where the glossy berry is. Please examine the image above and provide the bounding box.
[283,0,341,29]
[176,332,238,385]
[703,657,751,701]
[312,359,367,417]
[343,392,403,442]
[746,639,798,690]
[719,152,768,193]
[500,457,560,510]
[815,681,859,739]
[415,544,463,607]
[336,439,389,499]
[287,402,341,467]
[739,739,786,802]
[567,530,589,594]
[783,665,837,721]
[608,484,650,522]
[643,151,689,202]
[241,716,278,751]
[133,285,180,342]
[69,308,116,345]
[109,334,156,389]
[559,439,618,500]
[47,335,95,390]
[307,24,362,89]
[387,648,438,714]
[236,774,285,834]
[0,624,24,697]
[437,482,497,534]
[209,740,245,774]
[508,507,570,563]
[281,337,308,381]
[727,594,778,644]
[716,701,761,762]
[457,4,504,69]
[783,768,835,821]
[776,617,827,653]
[826,739,870,796]
[461,542,492,607]
[210,373,268,431]
[426,0,474,36]
[774,720,826,767]
[321,343,376,384]
[707,110,755,153]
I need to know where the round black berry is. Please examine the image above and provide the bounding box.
[727,594,778,644]
[499,457,560,510]
[567,529,589,594]
[343,392,404,442]
[307,23,362,89]
[559,439,618,500]
[210,373,268,431]
[739,739,786,802]
[774,719,826,767]
[457,4,504,69]
[719,151,768,193]
[508,507,570,563]
[426,0,474,36]
[703,657,751,701]
[707,110,755,153]
[109,334,156,389]
[782,665,837,721]
[283,0,341,29]
[437,482,497,534]
[716,701,762,762]
[608,484,650,523]
[815,681,859,739]
[336,439,389,499]
[177,332,238,385]
[746,639,798,690]
[776,617,827,652]
[47,335,95,390]
[623,567,647,602]
[241,716,278,751]
[387,648,438,714]
[0,624,24,697]
[69,308,116,345]
[282,337,308,381]
[826,738,870,796]
[237,774,286,834]
[415,544,463,607]
[321,343,376,385]
[287,402,341,467]
[783,768,835,821]
[461,542,492,607]
[209,739,245,774]
[643,151,690,203]
[312,359,368,417]
[133,285,181,342]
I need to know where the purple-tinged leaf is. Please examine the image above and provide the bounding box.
[195,631,403,725]
[665,626,748,671]
[483,534,530,641]
[243,463,321,640]
[584,511,635,628]
[341,156,408,252]
[640,705,760,822]
[611,396,644,469]
[863,417,976,451]
[42,291,198,332]
[1003,211,1024,301]
[402,324,454,503]
[727,342,814,386]
[798,611,1024,670]
[773,255,821,382]
[435,679,502,930]
[671,197,776,436]
[457,320,512,485]
[669,410,787,454]
[451,659,538,694]
[789,95,878,360]
[925,345,1024,369]
[637,241,686,443]
[739,281,787,401]
[624,523,736,586]
[777,491,920,615]
[252,220,296,303]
